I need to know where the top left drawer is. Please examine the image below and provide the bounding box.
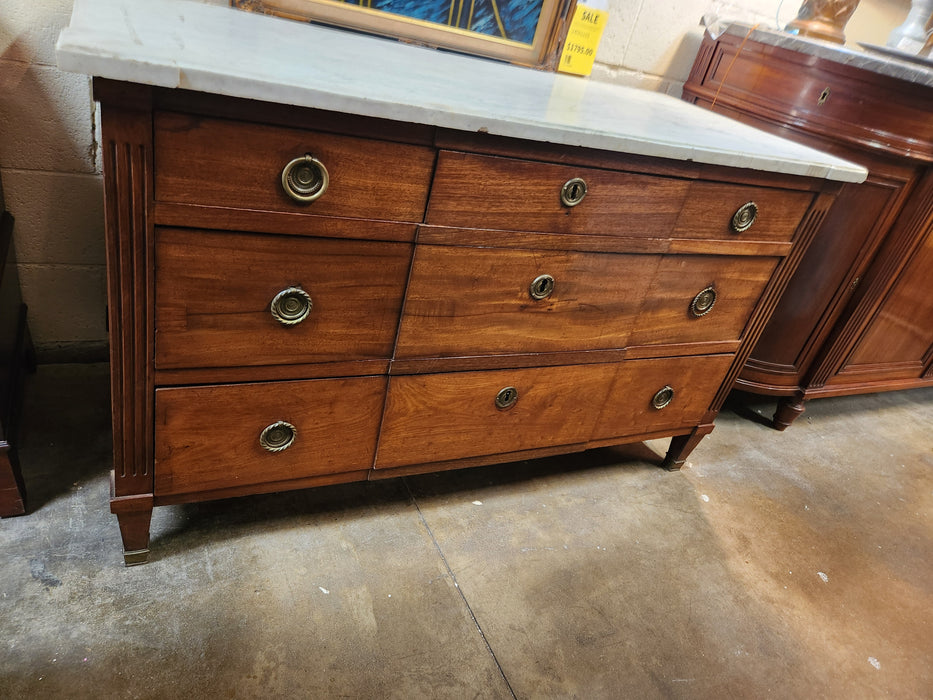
[154,112,436,222]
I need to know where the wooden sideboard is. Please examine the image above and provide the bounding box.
[59,0,862,564]
[683,27,933,428]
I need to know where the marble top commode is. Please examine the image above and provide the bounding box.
[721,23,933,89]
[56,0,866,183]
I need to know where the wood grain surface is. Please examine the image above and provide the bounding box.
[375,363,618,469]
[154,376,385,496]
[155,228,411,370]
[426,151,689,236]
[396,245,657,358]
[154,111,435,222]
[592,354,735,440]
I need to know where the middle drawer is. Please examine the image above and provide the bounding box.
[155,228,412,370]
[395,245,779,358]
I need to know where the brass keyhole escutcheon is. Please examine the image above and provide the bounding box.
[281,154,329,203]
[270,286,313,325]
[818,87,831,106]
[260,420,297,452]
[652,386,674,410]
[731,201,758,233]
[690,286,717,318]
[495,386,519,410]
[530,274,555,301]
[560,177,588,207]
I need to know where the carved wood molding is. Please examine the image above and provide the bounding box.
[98,81,155,497]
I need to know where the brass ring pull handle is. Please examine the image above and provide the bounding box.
[281,154,329,203]
[495,386,519,410]
[529,274,555,300]
[690,286,717,318]
[270,286,313,326]
[260,420,297,452]
[560,177,587,207]
[731,201,758,233]
[652,386,674,410]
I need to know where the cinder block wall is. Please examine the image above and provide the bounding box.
[0,0,909,362]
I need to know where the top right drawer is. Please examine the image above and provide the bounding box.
[673,180,814,243]
[426,151,813,243]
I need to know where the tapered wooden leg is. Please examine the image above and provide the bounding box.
[110,485,154,566]
[662,423,715,471]
[773,396,806,431]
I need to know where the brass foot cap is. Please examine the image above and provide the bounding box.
[123,548,150,566]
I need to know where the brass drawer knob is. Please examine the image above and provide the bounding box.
[731,201,758,233]
[270,286,312,326]
[690,286,717,317]
[652,386,675,410]
[529,274,555,300]
[260,421,297,452]
[281,154,329,203]
[495,386,519,410]
[560,177,587,207]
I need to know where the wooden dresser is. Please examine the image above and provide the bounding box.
[684,26,933,428]
[58,0,862,564]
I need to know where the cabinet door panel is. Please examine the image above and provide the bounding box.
[839,228,933,379]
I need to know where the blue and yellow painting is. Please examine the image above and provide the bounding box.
[344,0,544,45]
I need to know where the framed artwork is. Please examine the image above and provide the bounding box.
[232,0,575,67]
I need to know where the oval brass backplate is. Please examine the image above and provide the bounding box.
[260,420,297,452]
[270,286,313,326]
[560,178,587,207]
[529,274,555,300]
[495,386,519,410]
[652,386,674,410]
[690,286,717,318]
[281,154,329,204]
[731,201,758,233]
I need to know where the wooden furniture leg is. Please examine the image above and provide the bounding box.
[662,423,715,471]
[110,486,154,566]
[773,395,807,431]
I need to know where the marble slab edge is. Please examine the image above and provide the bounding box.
[723,23,933,89]
[55,0,867,183]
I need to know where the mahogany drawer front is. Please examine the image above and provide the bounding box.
[154,376,385,497]
[674,181,813,243]
[425,151,689,237]
[705,42,933,157]
[629,254,780,348]
[395,245,656,358]
[375,363,618,469]
[592,354,734,440]
[155,228,411,370]
[154,111,435,221]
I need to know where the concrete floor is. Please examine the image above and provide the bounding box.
[1,364,931,699]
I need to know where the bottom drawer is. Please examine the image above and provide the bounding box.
[592,354,734,440]
[375,364,618,469]
[154,376,386,497]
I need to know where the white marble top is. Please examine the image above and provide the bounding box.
[56,0,866,183]
[723,23,933,89]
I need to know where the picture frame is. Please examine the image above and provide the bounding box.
[232,0,575,67]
